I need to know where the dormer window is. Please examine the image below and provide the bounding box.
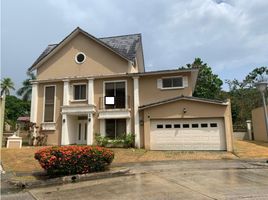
[75,52,86,64]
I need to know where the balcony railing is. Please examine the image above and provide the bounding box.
[99,96,130,110]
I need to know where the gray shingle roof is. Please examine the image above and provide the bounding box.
[99,34,141,61]
[30,31,141,70]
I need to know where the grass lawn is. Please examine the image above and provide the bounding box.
[1,139,268,173]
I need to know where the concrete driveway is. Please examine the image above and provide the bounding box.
[2,159,268,200]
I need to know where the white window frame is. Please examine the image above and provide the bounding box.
[42,85,56,123]
[161,76,184,90]
[102,80,128,109]
[72,83,87,102]
[75,52,86,64]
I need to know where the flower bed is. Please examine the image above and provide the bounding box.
[34,146,114,175]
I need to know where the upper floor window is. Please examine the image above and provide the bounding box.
[74,84,87,100]
[162,77,183,88]
[105,81,126,109]
[75,52,86,64]
[44,86,55,122]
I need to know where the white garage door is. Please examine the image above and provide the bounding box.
[150,118,226,150]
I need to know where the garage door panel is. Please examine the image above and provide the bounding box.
[150,118,226,150]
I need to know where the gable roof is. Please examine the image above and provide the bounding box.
[139,96,228,110]
[28,27,142,71]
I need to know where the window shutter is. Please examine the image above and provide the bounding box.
[183,76,188,88]
[157,79,162,89]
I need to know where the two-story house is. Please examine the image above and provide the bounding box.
[29,27,233,151]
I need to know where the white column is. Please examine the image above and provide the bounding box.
[63,79,70,106]
[87,78,94,105]
[30,81,38,138]
[61,114,69,145]
[133,76,140,148]
[100,119,105,136]
[87,113,94,145]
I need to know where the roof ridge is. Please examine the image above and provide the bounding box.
[99,33,141,39]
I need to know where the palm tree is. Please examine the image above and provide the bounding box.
[1,78,15,96]
[17,72,36,101]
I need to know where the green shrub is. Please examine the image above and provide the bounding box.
[95,133,135,148]
[34,146,114,175]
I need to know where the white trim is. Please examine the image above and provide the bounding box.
[71,82,87,101]
[98,109,131,119]
[61,105,95,115]
[133,76,140,148]
[100,119,105,136]
[41,122,56,131]
[87,113,94,145]
[102,80,128,109]
[126,118,131,134]
[75,52,86,64]
[42,85,56,123]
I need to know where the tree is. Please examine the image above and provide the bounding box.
[17,72,36,101]
[4,95,30,128]
[226,67,268,130]
[180,58,223,99]
[1,78,15,96]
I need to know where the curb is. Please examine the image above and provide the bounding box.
[7,168,132,189]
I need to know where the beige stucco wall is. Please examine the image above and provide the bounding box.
[141,99,233,151]
[252,106,268,141]
[36,33,131,80]
[36,82,63,145]
[139,72,193,106]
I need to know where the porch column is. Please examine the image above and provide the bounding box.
[87,78,94,105]
[61,114,69,145]
[133,76,140,148]
[87,113,94,145]
[63,79,70,106]
[30,81,38,138]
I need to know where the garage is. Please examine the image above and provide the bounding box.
[150,118,226,150]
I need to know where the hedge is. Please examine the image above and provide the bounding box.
[34,146,114,175]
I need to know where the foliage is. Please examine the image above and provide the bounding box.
[34,146,114,175]
[95,133,135,148]
[95,133,109,147]
[1,77,15,96]
[179,58,223,99]
[4,95,30,128]
[17,72,36,101]
[225,67,267,129]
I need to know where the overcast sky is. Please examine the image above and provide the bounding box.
[1,0,268,91]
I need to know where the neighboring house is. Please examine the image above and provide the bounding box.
[29,27,233,151]
[252,106,268,142]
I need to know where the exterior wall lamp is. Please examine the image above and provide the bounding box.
[63,118,66,123]
[183,108,187,114]
[255,79,268,138]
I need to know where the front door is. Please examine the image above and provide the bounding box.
[77,120,87,144]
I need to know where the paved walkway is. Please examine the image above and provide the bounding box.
[2,159,268,200]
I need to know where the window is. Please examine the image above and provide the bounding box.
[105,119,126,139]
[162,77,183,88]
[44,86,55,122]
[183,124,190,128]
[165,124,172,128]
[192,124,199,128]
[210,123,218,128]
[105,81,126,109]
[174,124,181,128]
[75,52,86,64]
[74,84,86,100]
[157,124,163,129]
[201,123,208,128]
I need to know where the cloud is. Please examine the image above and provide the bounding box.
[2,0,268,91]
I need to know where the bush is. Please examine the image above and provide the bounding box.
[34,146,114,175]
[95,133,135,148]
